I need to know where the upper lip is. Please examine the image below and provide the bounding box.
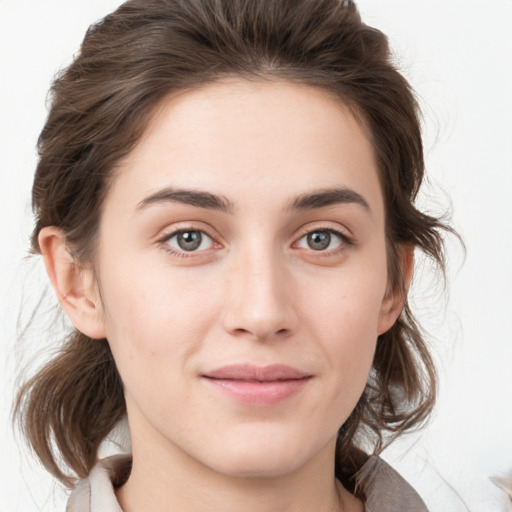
[203,364,311,382]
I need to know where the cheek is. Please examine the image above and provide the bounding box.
[306,256,389,384]
[97,256,222,382]
[309,258,389,338]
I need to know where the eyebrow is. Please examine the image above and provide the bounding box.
[137,187,235,213]
[287,187,371,213]
[136,185,370,215]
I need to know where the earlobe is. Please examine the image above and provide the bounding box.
[377,244,414,335]
[38,227,107,339]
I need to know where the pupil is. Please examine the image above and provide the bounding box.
[308,231,330,250]
[177,231,202,251]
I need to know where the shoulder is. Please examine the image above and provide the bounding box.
[358,455,429,512]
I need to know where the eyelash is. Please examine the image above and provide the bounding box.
[157,225,354,259]
[158,228,219,259]
[294,226,354,255]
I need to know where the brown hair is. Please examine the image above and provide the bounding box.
[15,0,452,495]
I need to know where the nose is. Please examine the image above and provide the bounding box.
[221,249,297,342]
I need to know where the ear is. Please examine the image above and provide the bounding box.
[39,226,107,339]
[377,244,414,335]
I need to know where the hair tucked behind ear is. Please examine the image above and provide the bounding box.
[15,0,455,493]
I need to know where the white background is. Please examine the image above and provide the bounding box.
[1,1,511,510]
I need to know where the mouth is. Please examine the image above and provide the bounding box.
[201,364,312,405]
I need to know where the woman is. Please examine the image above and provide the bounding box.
[15,0,451,510]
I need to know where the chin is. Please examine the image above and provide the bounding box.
[213,451,303,479]
[199,426,328,479]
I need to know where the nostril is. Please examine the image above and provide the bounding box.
[230,327,290,340]
[274,328,291,339]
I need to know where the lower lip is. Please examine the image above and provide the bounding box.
[203,377,310,405]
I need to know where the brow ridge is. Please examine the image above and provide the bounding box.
[137,187,234,213]
[288,187,371,212]
[137,186,369,215]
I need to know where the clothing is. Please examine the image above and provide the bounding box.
[66,453,428,512]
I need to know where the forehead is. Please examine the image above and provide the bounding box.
[109,78,383,217]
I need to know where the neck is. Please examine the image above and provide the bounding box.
[116,433,361,512]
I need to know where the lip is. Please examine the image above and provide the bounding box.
[202,364,312,405]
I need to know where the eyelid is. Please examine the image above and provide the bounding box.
[155,221,354,259]
[292,223,355,253]
[294,222,353,242]
[167,230,214,252]
[156,223,223,258]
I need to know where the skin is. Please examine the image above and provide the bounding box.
[40,79,410,512]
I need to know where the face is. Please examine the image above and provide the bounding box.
[90,79,401,478]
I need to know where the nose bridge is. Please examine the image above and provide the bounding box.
[222,241,295,340]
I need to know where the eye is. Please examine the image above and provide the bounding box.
[165,230,214,252]
[296,229,346,251]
